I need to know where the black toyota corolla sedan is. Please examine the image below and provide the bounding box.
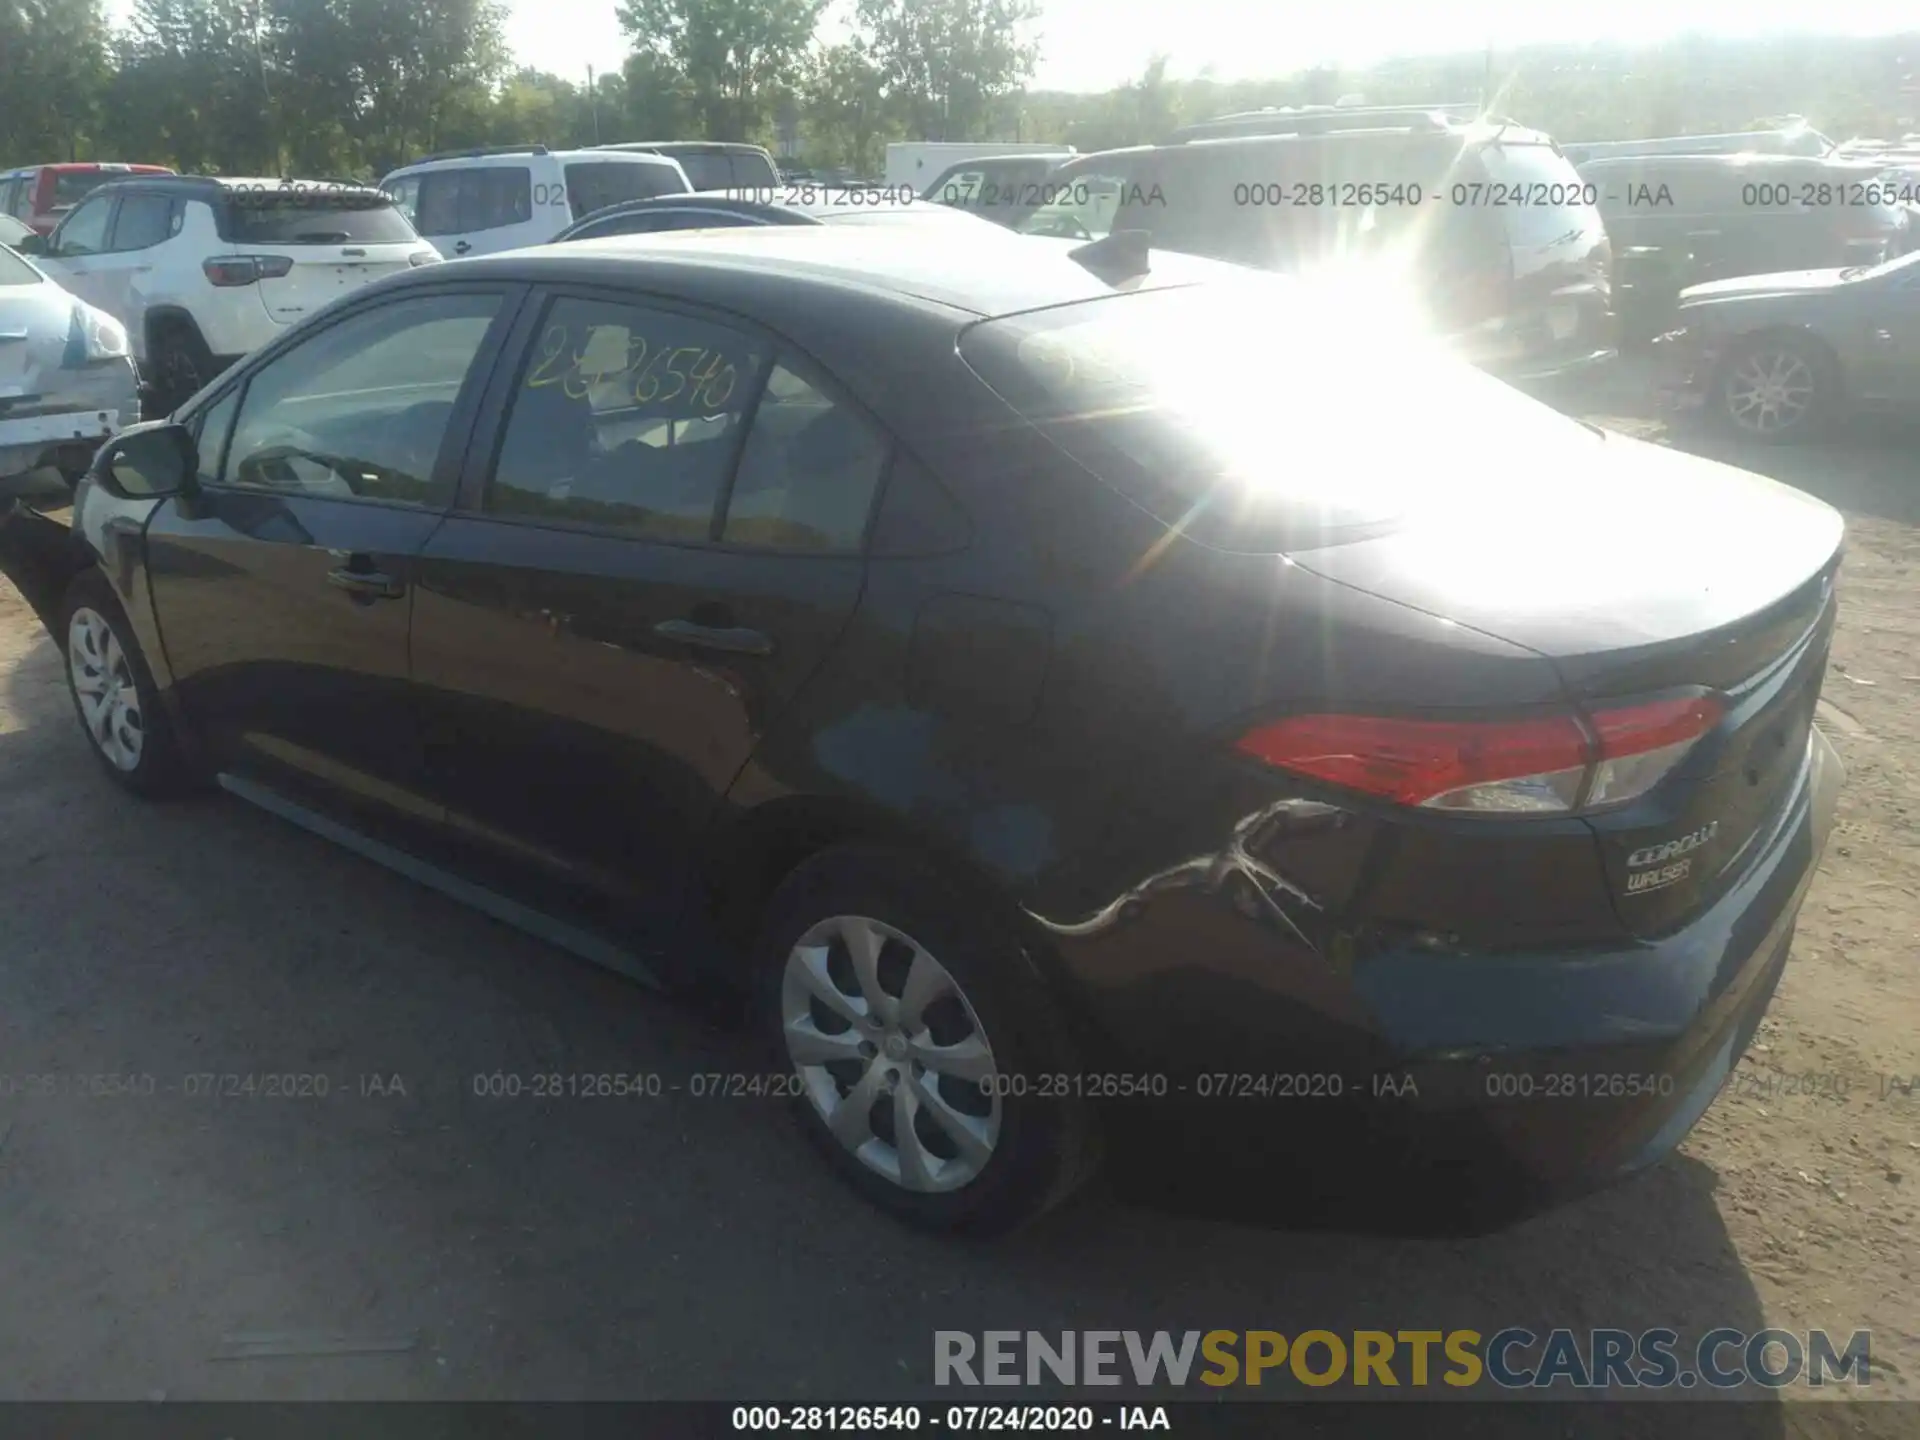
[0,227,1843,1236]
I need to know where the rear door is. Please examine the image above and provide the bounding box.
[410,288,886,945]
[220,190,426,329]
[142,285,520,824]
[412,164,543,258]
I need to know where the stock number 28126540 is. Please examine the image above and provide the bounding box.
[982,1073,1168,1098]
[523,323,739,412]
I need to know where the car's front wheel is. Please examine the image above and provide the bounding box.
[754,844,1099,1236]
[60,575,193,796]
[1716,334,1836,442]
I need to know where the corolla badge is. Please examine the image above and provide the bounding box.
[1624,821,1719,895]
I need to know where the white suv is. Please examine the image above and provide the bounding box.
[379,146,692,259]
[24,175,441,412]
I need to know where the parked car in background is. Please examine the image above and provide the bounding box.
[884,142,1074,194]
[1579,152,1916,339]
[552,189,1000,243]
[1,163,176,237]
[0,229,1843,1239]
[1561,122,1834,167]
[0,241,139,492]
[17,175,440,413]
[380,146,691,259]
[1655,247,1920,440]
[1020,114,1615,384]
[594,142,779,191]
[921,153,1074,228]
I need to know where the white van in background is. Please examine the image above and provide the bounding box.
[883,142,1074,194]
[380,146,692,258]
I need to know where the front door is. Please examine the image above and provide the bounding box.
[36,192,118,313]
[142,286,519,827]
[409,289,887,953]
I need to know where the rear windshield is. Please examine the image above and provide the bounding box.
[1474,142,1602,247]
[661,151,778,189]
[222,194,418,245]
[565,162,688,218]
[958,280,1584,552]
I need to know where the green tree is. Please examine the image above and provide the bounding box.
[3,0,112,162]
[616,0,825,142]
[800,41,888,172]
[854,0,1038,141]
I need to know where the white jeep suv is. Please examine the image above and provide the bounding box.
[379,146,692,259]
[25,175,441,413]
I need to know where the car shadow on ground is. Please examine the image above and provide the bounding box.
[0,624,1795,1426]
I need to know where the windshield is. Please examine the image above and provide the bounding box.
[0,244,42,285]
[959,276,1586,552]
[224,195,418,244]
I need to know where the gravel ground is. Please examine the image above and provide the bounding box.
[0,367,1913,1433]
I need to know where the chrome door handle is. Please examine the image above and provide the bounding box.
[327,567,405,599]
[653,619,774,656]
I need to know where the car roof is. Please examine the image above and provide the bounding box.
[1577,152,1879,172]
[82,174,392,201]
[600,141,774,156]
[1065,124,1555,171]
[439,224,1228,320]
[385,149,680,176]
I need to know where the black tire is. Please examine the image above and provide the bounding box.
[1712,333,1838,444]
[752,844,1100,1236]
[146,320,216,417]
[58,572,196,798]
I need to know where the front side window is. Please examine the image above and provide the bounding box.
[52,194,114,255]
[382,175,422,226]
[485,295,769,540]
[221,291,503,507]
[722,359,889,551]
[108,193,180,251]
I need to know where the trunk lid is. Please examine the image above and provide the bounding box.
[218,189,426,327]
[1288,431,1842,936]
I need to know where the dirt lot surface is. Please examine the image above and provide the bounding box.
[0,362,1913,1434]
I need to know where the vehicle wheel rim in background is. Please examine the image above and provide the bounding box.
[1724,348,1815,435]
[780,914,1003,1192]
[160,345,200,401]
[68,607,144,772]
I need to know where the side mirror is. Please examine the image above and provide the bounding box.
[14,232,47,257]
[94,423,198,501]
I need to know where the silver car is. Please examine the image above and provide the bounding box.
[0,237,140,496]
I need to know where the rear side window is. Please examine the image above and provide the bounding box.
[1474,143,1602,249]
[1018,156,1141,241]
[0,178,21,219]
[223,195,419,245]
[108,193,180,251]
[722,359,889,551]
[735,152,780,188]
[412,167,532,236]
[564,162,687,220]
[484,295,770,541]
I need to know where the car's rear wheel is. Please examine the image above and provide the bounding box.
[753,844,1099,1236]
[146,321,215,418]
[60,574,193,797]
[1715,334,1835,442]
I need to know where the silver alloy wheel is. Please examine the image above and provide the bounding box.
[1724,347,1816,435]
[780,913,1003,1192]
[68,606,145,772]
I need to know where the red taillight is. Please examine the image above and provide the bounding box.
[203,255,294,287]
[1235,695,1724,816]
